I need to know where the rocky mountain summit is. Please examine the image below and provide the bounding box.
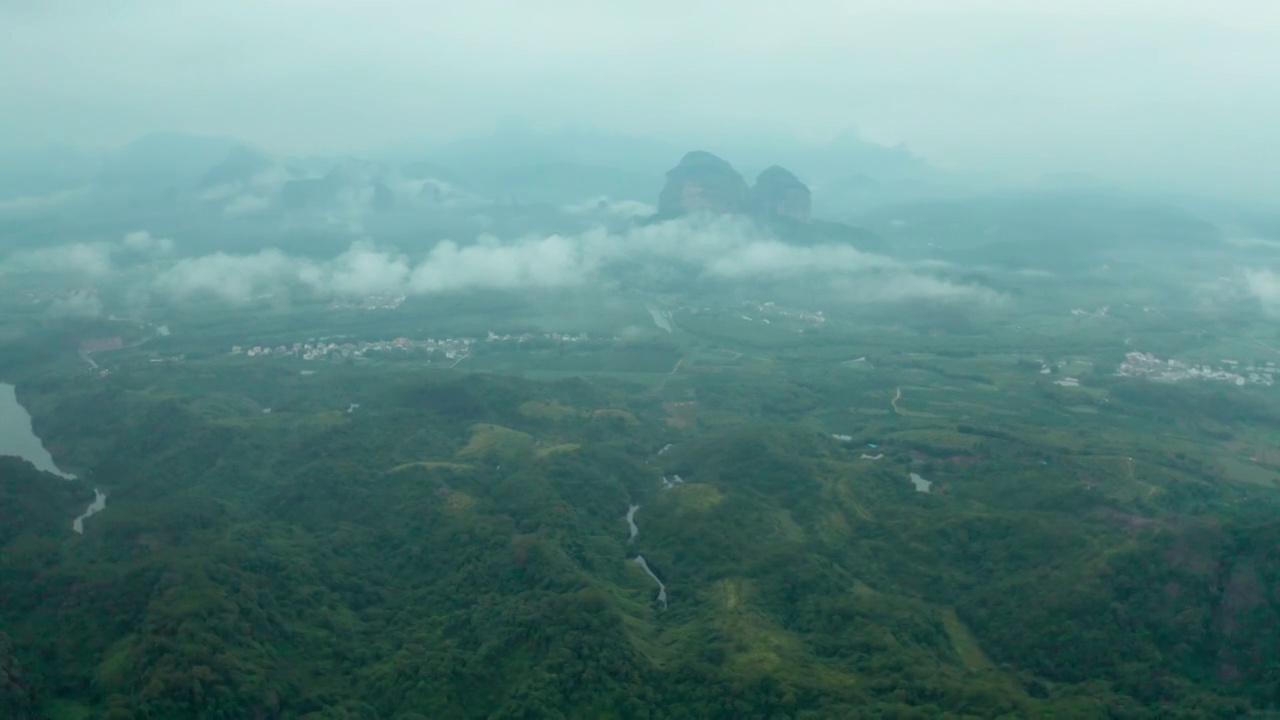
[657,151,811,223]
[656,151,750,216]
[751,165,812,223]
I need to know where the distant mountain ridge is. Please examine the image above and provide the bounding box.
[1,128,1222,274]
[0,125,946,221]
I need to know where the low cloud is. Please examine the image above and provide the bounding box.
[47,290,104,318]
[409,235,588,293]
[327,242,412,296]
[1244,269,1280,313]
[121,230,174,254]
[827,272,1002,304]
[0,189,86,213]
[562,197,656,218]
[700,239,896,279]
[223,193,272,217]
[5,229,174,277]
[9,242,115,277]
[150,215,1000,306]
[202,166,483,222]
[156,249,302,303]
[199,165,300,204]
[1225,236,1280,251]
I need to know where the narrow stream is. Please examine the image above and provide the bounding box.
[625,504,640,542]
[632,555,668,610]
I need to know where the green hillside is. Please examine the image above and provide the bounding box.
[2,360,1277,719]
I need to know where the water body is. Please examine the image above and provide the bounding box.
[645,304,674,333]
[0,383,75,479]
[632,555,668,610]
[626,504,640,542]
[0,383,107,532]
[909,472,932,493]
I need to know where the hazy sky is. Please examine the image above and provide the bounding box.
[3,0,1278,193]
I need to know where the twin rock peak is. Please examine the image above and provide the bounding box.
[657,150,811,224]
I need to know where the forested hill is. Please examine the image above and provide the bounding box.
[1,364,1278,719]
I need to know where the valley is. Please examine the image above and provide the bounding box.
[3,258,1280,718]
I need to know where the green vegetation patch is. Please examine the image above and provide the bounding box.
[7,288,1280,719]
[387,460,473,474]
[517,399,582,421]
[456,423,534,461]
[666,483,725,512]
[535,443,581,458]
[940,609,997,672]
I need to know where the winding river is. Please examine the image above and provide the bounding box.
[625,502,668,609]
[0,383,105,533]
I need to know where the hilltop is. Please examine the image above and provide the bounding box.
[656,151,812,225]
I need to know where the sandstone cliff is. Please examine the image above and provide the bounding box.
[750,165,811,223]
[656,153,812,224]
[656,151,749,216]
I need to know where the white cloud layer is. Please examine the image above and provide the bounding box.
[146,216,998,304]
[156,249,303,302]
[121,230,175,254]
[47,290,104,318]
[0,189,87,213]
[562,197,657,218]
[9,243,115,277]
[6,230,174,277]
[1244,269,1280,314]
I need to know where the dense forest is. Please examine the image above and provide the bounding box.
[2,361,1279,719]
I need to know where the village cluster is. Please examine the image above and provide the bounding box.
[230,330,592,361]
[1116,351,1276,387]
[742,300,826,324]
[681,300,827,325]
[327,294,407,311]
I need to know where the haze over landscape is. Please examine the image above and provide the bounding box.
[5,0,1280,198]
[3,2,1280,719]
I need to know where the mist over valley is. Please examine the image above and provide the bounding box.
[3,3,1280,719]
